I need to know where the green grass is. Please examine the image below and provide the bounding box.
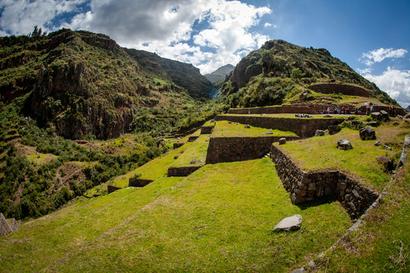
[212,120,298,137]
[170,135,209,167]
[203,120,216,127]
[314,161,410,273]
[0,158,351,273]
[277,127,402,190]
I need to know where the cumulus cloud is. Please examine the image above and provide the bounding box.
[0,0,272,73]
[362,67,410,107]
[360,48,407,66]
[0,0,87,35]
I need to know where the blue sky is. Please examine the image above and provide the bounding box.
[0,0,409,106]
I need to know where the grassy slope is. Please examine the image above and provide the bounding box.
[213,120,297,137]
[277,122,409,191]
[0,158,351,273]
[314,161,410,273]
[170,135,209,167]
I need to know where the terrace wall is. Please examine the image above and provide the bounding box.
[215,115,343,138]
[167,166,202,177]
[271,145,379,219]
[206,136,299,164]
[309,83,370,97]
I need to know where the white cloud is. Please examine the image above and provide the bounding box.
[360,48,407,66]
[0,0,272,74]
[362,67,410,107]
[65,0,272,74]
[0,0,87,35]
[264,22,272,27]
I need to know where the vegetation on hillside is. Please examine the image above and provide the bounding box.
[221,40,397,107]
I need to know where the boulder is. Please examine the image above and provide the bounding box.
[377,156,396,173]
[366,121,380,127]
[315,129,326,136]
[359,127,376,140]
[337,139,353,150]
[0,213,13,236]
[273,214,302,232]
[380,110,390,121]
[279,138,287,145]
[244,124,251,128]
[374,141,382,146]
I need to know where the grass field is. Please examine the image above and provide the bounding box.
[314,161,410,273]
[212,120,298,137]
[277,122,409,191]
[0,158,351,273]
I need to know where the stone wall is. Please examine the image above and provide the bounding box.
[167,166,202,177]
[215,115,343,138]
[271,145,379,219]
[188,135,199,142]
[206,136,299,164]
[107,185,121,193]
[0,213,13,236]
[128,177,153,187]
[200,125,214,134]
[309,83,370,97]
[227,103,405,117]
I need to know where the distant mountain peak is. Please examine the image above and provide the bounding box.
[204,64,235,86]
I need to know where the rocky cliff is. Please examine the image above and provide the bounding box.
[204,64,234,86]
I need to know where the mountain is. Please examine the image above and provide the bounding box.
[204,64,234,86]
[125,49,214,99]
[221,40,397,107]
[0,29,217,139]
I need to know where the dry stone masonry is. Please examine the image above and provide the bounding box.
[271,145,379,219]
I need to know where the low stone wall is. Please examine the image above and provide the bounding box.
[107,185,121,193]
[309,83,370,97]
[215,115,343,138]
[200,125,214,134]
[188,135,199,142]
[173,142,184,149]
[271,145,379,219]
[227,103,405,117]
[128,178,153,187]
[206,136,299,164]
[167,166,202,177]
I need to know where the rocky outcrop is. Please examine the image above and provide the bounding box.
[271,145,379,219]
[0,213,20,236]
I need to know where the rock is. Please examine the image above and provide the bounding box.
[359,126,376,140]
[366,121,380,127]
[265,131,273,135]
[291,268,305,273]
[328,125,341,135]
[380,110,390,121]
[244,124,251,128]
[273,214,302,232]
[383,144,392,150]
[371,112,381,120]
[315,129,326,136]
[279,138,287,145]
[377,156,396,173]
[337,139,353,150]
[374,141,382,146]
[0,213,13,236]
[404,113,410,120]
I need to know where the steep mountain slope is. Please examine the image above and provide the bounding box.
[0,29,218,139]
[204,64,234,85]
[125,49,214,99]
[221,40,397,107]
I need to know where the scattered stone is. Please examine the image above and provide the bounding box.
[279,138,287,145]
[374,141,382,146]
[399,135,410,166]
[328,124,341,135]
[291,268,305,273]
[273,214,302,232]
[337,139,353,150]
[244,124,251,128]
[366,120,380,127]
[315,129,326,136]
[377,156,396,173]
[324,114,332,118]
[359,126,376,140]
[265,131,273,135]
[371,112,381,120]
[295,113,311,118]
[383,144,392,150]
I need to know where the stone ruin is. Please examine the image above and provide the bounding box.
[0,213,20,236]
